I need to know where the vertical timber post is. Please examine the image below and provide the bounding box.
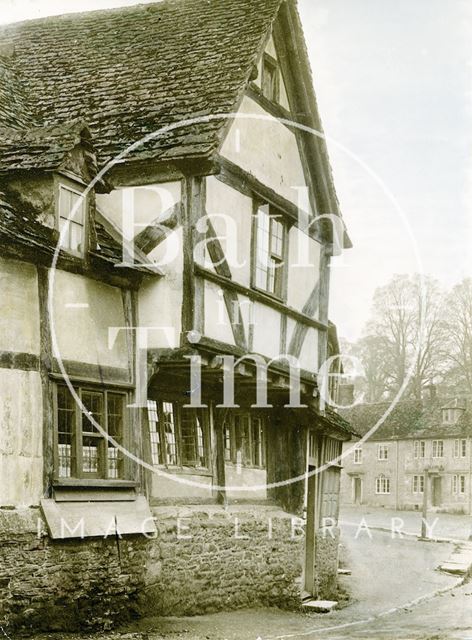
[38,266,54,498]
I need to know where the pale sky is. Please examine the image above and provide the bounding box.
[1,0,470,340]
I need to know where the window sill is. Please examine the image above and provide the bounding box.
[53,478,139,488]
[252,284,285,305]
[225,462,266,471]
[154,466,213,478]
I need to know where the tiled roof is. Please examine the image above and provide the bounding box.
[0,120,96,173]
[0,187,146,273]
[343,397,472,441]
[0,45,34,130]
[0,0,282,166]
[0,190,55,255]
[321,407,359,439]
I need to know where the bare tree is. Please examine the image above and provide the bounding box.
[444,279,472,394]
[363,274,446,400]
[347,335,391,403]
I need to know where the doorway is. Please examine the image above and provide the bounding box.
[304,464,317,595]
[353,477,362,504]
[432,477,442,507]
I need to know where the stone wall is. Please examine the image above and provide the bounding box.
[141,505,305,616]
[0,505,340,635]
[0,508,148,634]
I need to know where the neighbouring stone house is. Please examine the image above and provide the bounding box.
[0,0,354,633]
[341,396,472,514]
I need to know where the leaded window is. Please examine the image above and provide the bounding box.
[224,412,266,469]
[146,400,209,469]
[253,204,286,298]
[56,384,126,480]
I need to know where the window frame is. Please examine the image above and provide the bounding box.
[261,52,280,103]
[414,440,425,458]
[453,474,466,495]
[146,399,211,472]
[53,383,129,482]
[223,411,267,470]
[56,176,88,257]
[454,439,467,458]
[443,408,457,424]
[377,444,389,461]
[413,474,424,494]
[432,439,444,458]
[251,201,288,301]
[375,475,390,495]
[353,444,362,465]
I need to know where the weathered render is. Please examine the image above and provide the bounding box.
[0,0,353,632]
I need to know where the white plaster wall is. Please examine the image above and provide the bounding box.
[205,177,253,287]
[139,277,182,350]
[221,96,311,209]
[139,225,184,349]
[204,281,236,346]
[225,465,267,500]
[0,369,43,506]
[287,227,321,316]
[151,472,213,500]
[298,328,318,372]
[0,257,40,354]
[96,181,181,239]
[265,34,277,58]
[252,303,281,359]
[51,270,129,368]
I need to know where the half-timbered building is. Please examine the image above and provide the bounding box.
[0,0,353,631]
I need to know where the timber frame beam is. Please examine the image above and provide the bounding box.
[194,264,328,333]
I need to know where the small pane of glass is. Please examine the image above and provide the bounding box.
[161,402,177,466]
[57,385,75,478]
[59,185,85,254]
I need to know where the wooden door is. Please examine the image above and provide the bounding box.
[432,477,442,507]
[354,477,362,504]
[304,464,317,595]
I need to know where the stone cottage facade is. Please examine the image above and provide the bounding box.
[0,0,353,633]
[341,397,472,514]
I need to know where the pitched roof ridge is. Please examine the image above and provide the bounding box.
[0,1,168,30]
[0,0,287,164]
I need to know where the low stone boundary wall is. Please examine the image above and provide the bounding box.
[141,505,304,615]
[0,508,148,634]
[0,505,339,634]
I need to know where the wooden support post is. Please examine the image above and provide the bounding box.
[212,407,227,505]
[37,266,54,498]
[304,466,317,596]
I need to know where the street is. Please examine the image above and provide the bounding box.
[27,507,472,640]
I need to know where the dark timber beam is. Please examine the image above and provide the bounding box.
[38,266,54,500]
[194,264,328,333]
